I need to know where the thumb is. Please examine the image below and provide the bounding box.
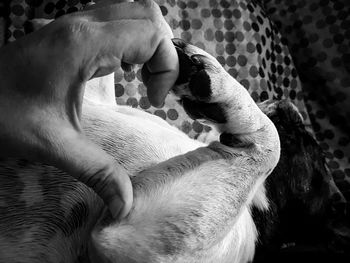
[42,125,133,219]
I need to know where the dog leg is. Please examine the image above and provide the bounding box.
[90,41,280,263]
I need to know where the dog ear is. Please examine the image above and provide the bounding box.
[265,100,345,215]
[265,100,304,128]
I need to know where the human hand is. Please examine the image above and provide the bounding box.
[0,0,179,219]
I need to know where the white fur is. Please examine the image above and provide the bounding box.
[0,44,279,263]
[84,45,279,263]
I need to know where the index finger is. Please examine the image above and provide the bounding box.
[79,0,155,22]
[141,37,179,107]
[84,0,134,11]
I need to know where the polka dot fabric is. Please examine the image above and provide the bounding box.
[261,0,350,211]
[110,0,310,138]
[4,0,349,230]
[5,0,310,138]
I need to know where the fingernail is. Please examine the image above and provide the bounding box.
[121,62,134,73]
[109,198,124,220]
[155,100,165,108]
[86,1,95,6]
[148,95,165,108]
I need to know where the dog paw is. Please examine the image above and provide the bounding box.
[171,39,238,125]
[172,38,278,151]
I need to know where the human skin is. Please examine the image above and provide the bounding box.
[0,0,179,219]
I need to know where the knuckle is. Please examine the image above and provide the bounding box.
[66,17,94,40]
[49,16,92,47]
[139,0,163,21]
[137,0,155,9]
[137,1,171,38]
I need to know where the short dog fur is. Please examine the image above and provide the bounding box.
[0,38,281,263]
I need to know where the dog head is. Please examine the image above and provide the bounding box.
[255,100,346,253]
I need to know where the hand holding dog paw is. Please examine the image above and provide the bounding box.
[0,0,178,219]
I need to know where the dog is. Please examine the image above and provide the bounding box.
[252,101,347,262]
[3,15,346,261]
[0,36,281,262]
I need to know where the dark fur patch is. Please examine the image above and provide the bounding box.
[220,132,247,147]
[253,100,344,261]
[172,39,208,89]
[158,221,188,255]
[189,69,212,100]
[31,169,91,238]
[173,39,193,85]
[181,98,227,123]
